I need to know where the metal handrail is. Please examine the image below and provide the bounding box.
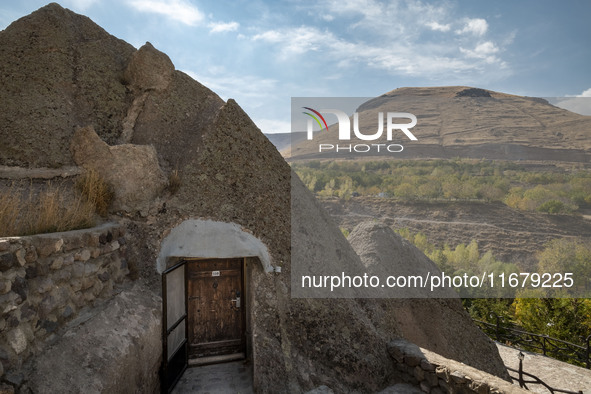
[505,351,583,394]
[473,312,591,369]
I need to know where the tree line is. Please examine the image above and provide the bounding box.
[393,227,591,357]
[294,159,591,214]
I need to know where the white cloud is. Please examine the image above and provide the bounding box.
[251,25,505,77]
[460,41,501,63]
[182,69,287,134]
[182,69,278,102]
[426,21,451,32]
[127,0,204,26]
[323,0,383,19]
[456,18,488,36]
[320,0,434,38]
[208,21,239,33]
[63,0,100,11]
[253,27,332,57]
[577,88,591,97]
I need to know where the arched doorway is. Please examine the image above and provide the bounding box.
[158,219,271,393]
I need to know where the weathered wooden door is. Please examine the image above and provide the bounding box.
[187,258,245,361]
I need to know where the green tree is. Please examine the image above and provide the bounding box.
[538,238,591,290]
[395,183,416,200]
[537,199,566,214]
[513,297,591,343]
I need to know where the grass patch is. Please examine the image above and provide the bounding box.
[0,182,96,237]
[75,169,114,216]
[168,168,182,195]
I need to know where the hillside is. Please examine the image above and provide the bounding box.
[288,86,591,162]
[322,197,591,269]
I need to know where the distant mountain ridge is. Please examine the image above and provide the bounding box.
[287,86,591,162]
[264,131,306,152]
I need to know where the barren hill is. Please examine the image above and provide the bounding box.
[289,86,591,162]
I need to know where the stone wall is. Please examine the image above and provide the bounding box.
[0,223,130,381]
[387,339,528,394]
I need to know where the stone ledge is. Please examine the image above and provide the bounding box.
[387,339,529,394]
[0,166,81,180]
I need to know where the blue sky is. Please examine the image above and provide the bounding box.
[1,0,590,133]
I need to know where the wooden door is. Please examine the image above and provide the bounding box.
[187,259,245,360]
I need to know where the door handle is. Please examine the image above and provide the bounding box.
[231,290,241,309]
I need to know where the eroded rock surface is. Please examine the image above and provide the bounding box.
[21,283,161,394]
[348,221,511,381]
[123,42,174,92]
[70,125,166,213]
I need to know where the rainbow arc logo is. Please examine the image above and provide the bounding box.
[294,98,417,155]
[302,107,328,131]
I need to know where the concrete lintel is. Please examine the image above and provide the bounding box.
[156,219,273,273]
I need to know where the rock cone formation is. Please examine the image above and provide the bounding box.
[348,222,509,379]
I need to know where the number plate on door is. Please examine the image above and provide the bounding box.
[211,270,220,277]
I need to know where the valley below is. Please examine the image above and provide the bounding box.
[320,197,591,270]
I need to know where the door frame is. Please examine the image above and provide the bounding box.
[161,257,250,393]
[161,260,189,394]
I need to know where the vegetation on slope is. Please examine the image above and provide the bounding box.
[294,158,591,214]
[0,170,113,236]
[396,226,591,365]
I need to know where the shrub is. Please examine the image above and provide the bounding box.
[537,199,566,214]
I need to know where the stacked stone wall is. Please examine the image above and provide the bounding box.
[0,223,129,382]
[387,339,528,393]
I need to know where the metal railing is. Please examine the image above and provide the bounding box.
[474,312,591,369]
[507,351,583,394]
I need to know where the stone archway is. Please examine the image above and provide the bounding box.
[156,219,272,273]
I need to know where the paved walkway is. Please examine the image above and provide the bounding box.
[496,343,591,393]
[171,361,254,394]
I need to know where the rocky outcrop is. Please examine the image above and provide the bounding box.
[0,3,135,167]
[348,222,511,381]
[123,42,174,92]
[20,283,161,394]
[119,42,175,143]
[455,87,492,97]
[70,125,166,213]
